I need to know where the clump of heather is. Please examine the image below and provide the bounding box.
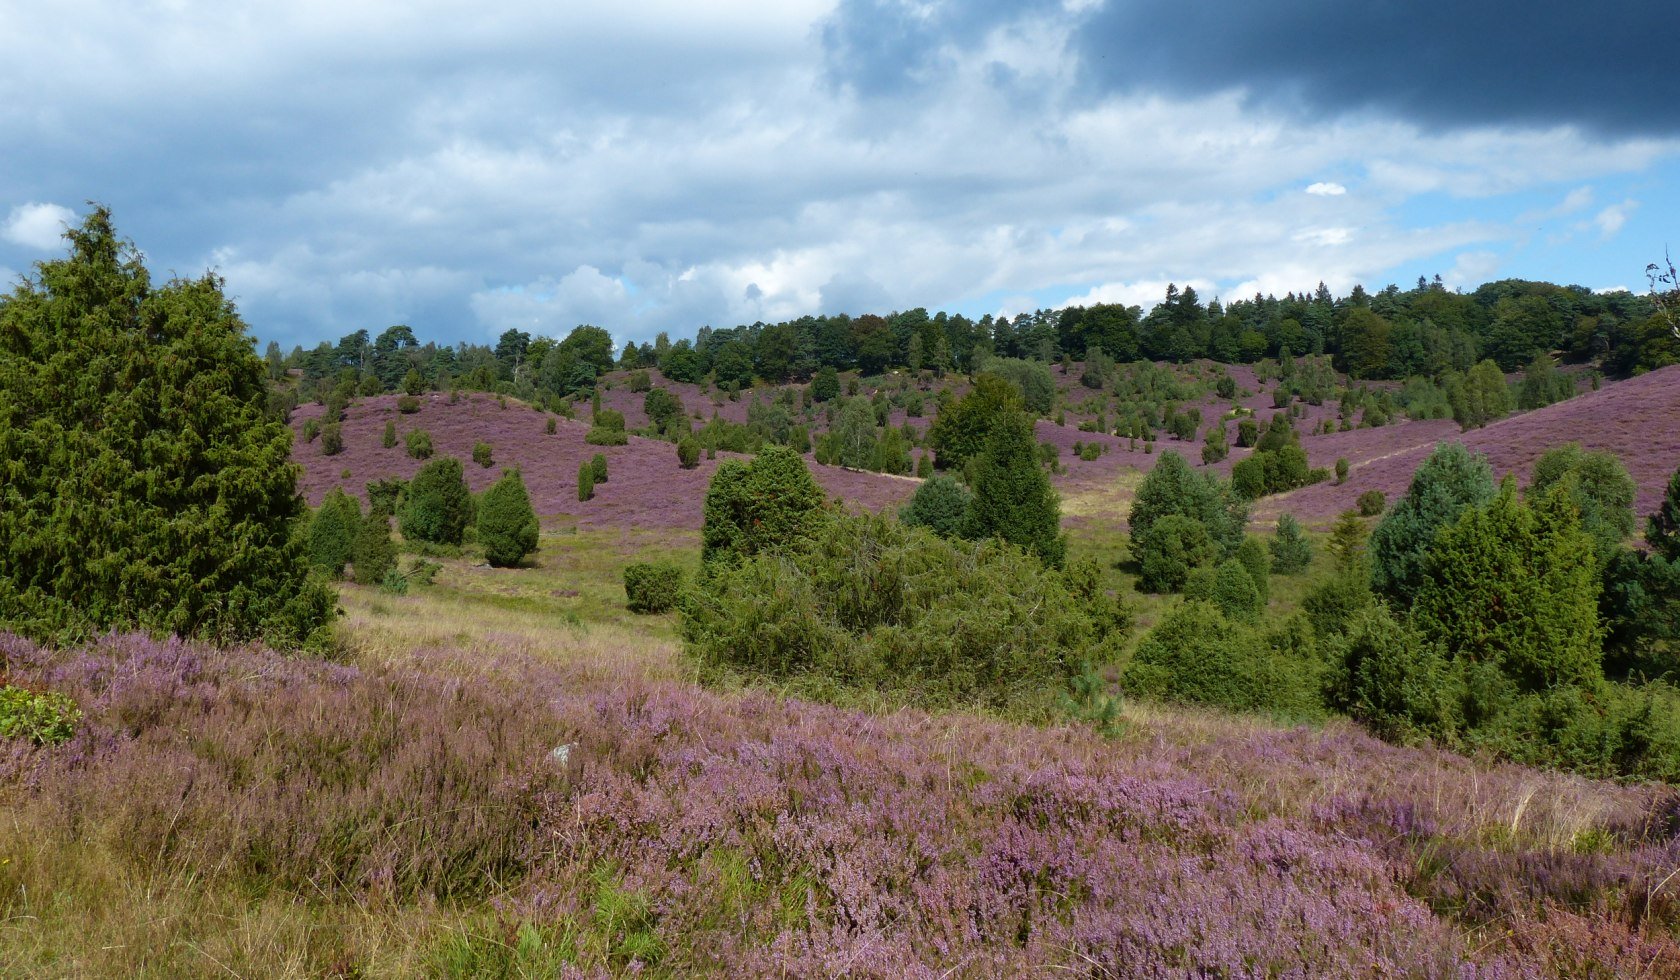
[4,631,1678,975]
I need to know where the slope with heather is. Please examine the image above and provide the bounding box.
[1271,363,1680,526]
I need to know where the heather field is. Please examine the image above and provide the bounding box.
[4,542,1679,976]
[291,360,1675,535]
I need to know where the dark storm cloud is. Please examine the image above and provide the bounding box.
[823,0,1677,135]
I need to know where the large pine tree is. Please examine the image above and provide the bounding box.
[0,208,333,648]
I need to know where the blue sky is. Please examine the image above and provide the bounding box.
[1,0,1674,351]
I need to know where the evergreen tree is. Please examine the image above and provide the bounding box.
[1269,514,1313,574]
[1327,510,1369,575]
[1135,514,1217,593]
[1412,480,1602,692]
[1369,443,1495,605]
[1530,444,1636,566]
[577,461,595,501]
[0,207,332,648]
[1450,359,1513,429]
[307,489,362,579]
[1649,465,1680,562]
[834,396,878,470]
[700,446,826,565]
[1212,559,1262,622]
[900,475,974,540]
[1128,450,1247,558]
[1234,536,1270,604]
[927,374,1022,471]
[591,453,609,484]
[811,365,840,402]
[968,412,1066,567]
[1201,420,1228,464]
[350,510,397,586]
[479,469,540,567]
[399,456,473,545]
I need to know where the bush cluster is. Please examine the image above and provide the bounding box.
[624,561,684,613]
[0,684,80,745]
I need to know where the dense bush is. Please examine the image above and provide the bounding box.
[0,208,332,648]
[1121,601,1321,720]
[320,422,344,455]
[478,469,539,567]
[1370,443,1495,605]
[1212,560,1262,622]
[350,511,397,586]
[307,489,362,578]
[0,684,80,745]
[624,561,684,613]
[400,457,473,546]
[591,453,609,484]
[405,428,434,459]
[1234,536,1270,604]
[810,365,840,402]
[677,437,701,469]
[1135,513,1217,593]
[977,357,1055,414]
[585,426,629,446]
[382,420,397,448]
[397,394,421,414]
[1530,443,1636,563]
[928,375,1022,471]
[644,387,683,431]
[1269,514,1313,573]
[1356,490,1387,516]
[682,512,1109,714]
[472,441,494,467]
[899,475,973,540]
[700,446,826,566]
[968,411,1066,568]
[1129,451,1247,573]
[578,461,595,502]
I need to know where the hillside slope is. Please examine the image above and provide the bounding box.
[290,393,916,528]
[1269,363,1680,526]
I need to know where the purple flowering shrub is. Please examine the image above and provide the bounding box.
[4,630,1678,975]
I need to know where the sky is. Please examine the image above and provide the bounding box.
[1,0,1675,352]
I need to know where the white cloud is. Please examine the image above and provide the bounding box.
[1593,200,1636,239]
[1444,250,1502,290]
[3,202,74,249]
[1305,181,1346,196]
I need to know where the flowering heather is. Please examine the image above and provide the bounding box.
[6,630,1677,975]
[1271,363,1680,527]
[291,393,915,529]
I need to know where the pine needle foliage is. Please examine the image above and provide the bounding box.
[0,207,332,648]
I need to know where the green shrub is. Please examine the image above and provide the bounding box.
[1212,560,1262,621]
[578,461,595,502]
[1121,601,1321,719]
[968,412,1065,567]
[350,510,397,586]
[677,437,701,469]
[545,416,557,435]
[382,420,398,448]
[700,446,826,566]
[0,223,337,639]
[628,369,652,393]
[478,469,539,567]
[592,408,626,431]
[1128,450,1247,559]
[899,475,973,540]
[682,513,1103,715]
[366,478,406,517]
[1370,443,1495,605]
[472,441,494,468]
[320,422,344,455]
[1234,536,1270,604]
[406,428,434,459]
[302,417,322,442]
[1231,456,1266,499]
[307,489,362,579]
[1325,605,1459,743]
[0,685,80,745]
[400,457,473,546]
[397,395,421,414]
[1269,514,1313,574]
[1235,418,1258,447]
[624,561,684,613]
[1135,513,1217,593]
[591,453,609,484]
[1335,457,1349,484]
[585,427,629,446]
[1356,490,1386,516]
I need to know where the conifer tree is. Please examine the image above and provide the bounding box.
[700,446,825,565]
[307,489,362,579]
[0,207,332,647]
[479,469,540,567]
[399,456,473,545]
[1370,443,1495,604]
[1269,513,1313,574]
[968,412,1066,567]
[351,510,397,585]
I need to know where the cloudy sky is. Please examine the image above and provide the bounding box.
[2,0,1674,350]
